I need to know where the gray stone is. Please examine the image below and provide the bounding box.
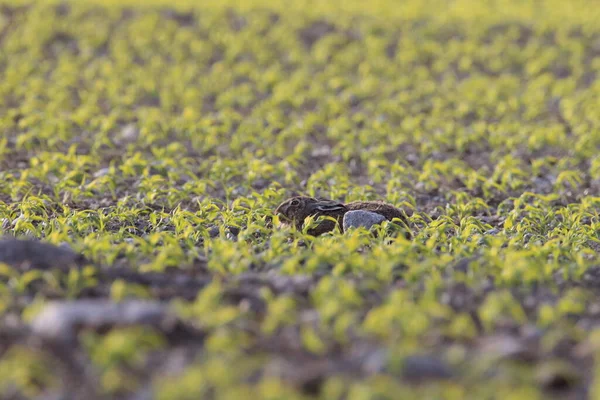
[31,300,174,341]
[342,210,386,231]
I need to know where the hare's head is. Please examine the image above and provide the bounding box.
[275,196,347,225]
[274,196,316,224]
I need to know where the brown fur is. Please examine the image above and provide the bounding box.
[274,196,409,236]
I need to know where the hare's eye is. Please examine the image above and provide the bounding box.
[291,199,300,206]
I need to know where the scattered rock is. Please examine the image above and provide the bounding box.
[93,167,110,178]
[31,300,177,341]
[342,210,386,232]
[114,123,139,145]
[208,225,240,240]
[478,335,537,363]
[401,355,453,381]
[0,238,88,270]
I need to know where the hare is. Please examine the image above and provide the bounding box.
[274,196,408,236]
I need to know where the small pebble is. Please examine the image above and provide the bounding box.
[343,210,386,231]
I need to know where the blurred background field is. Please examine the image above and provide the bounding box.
[1,0,600,399]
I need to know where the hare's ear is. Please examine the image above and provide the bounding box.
[309,200,346,213]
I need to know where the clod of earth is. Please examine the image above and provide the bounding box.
[0,237,89,270]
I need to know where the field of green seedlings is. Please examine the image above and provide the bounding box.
[2,0,600,398]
